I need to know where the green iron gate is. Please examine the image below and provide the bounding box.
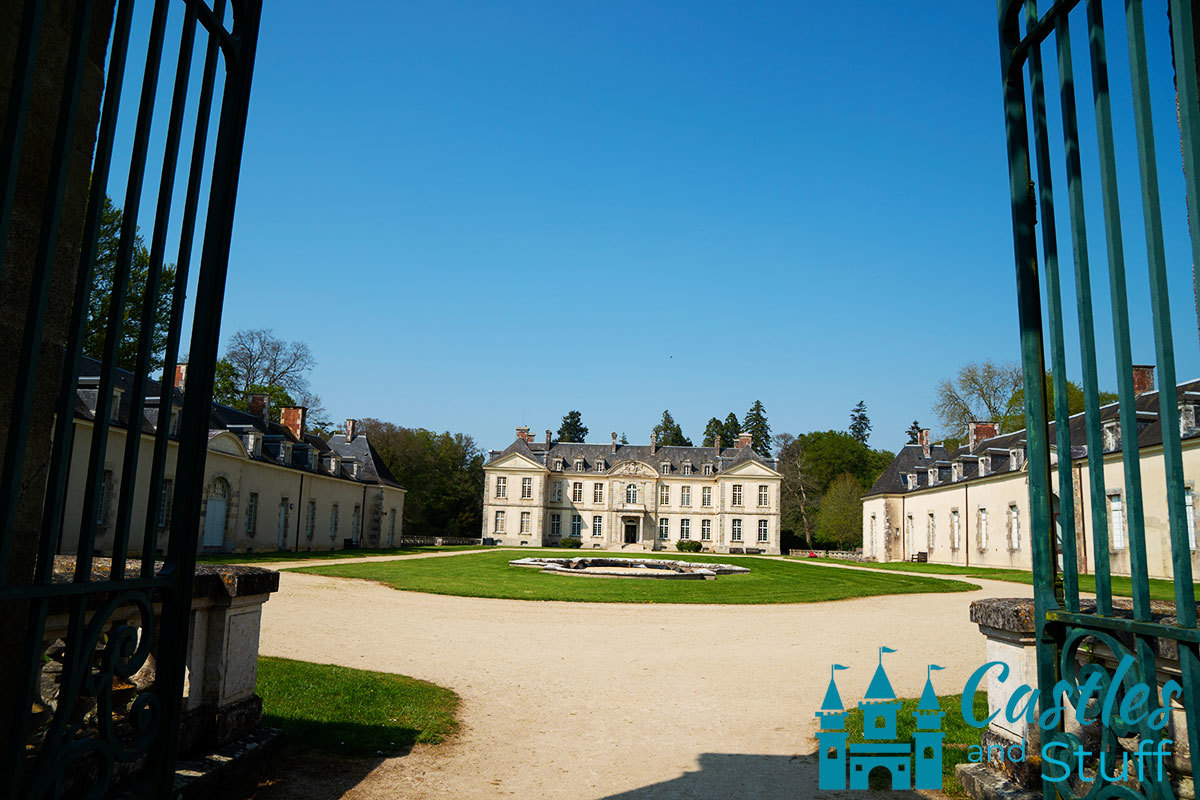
[1000,0,1200,797]
[0,0,260,796]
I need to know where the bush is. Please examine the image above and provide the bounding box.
[675,540,703,553]
[557,537,583,548]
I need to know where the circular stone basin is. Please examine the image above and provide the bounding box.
[508,557,750,580]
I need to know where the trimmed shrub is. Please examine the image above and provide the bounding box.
[557,537,583,548]
[675,540,703,553]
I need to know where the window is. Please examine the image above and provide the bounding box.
[97,470,112,524]
[732,485,743,507]
[1009,505,1020,549]
[869,515,877,556]
[626,484,638,503]
[330,503,339,539]
[661,462,671,475]
[978,508,988,548]
[702,464,712,476]
[680,519,691,539]
[110,389,122,423]
[732,519,743,542]
[1109,494,1125,550]
[169,408,181,436]
[574,458,584,471]
[494,510,505,532]
[552,482,563,502]
[352,504,361,540]
[388,508,396,543]
[593,483,604,503]
[595,459,605,472]
[758,485,769,507]
[157,479,172,527]
[571,514,582,536]
[520,511,530,533]
[701,519,712,541]
[306,500,316,540]
[521,477,532,499]
[593,515,603,537]
[659,485,670,505]
[757,520,768,543]
[553,458,563,471]
[682,463,693,476]
[246,492,259,536]
[681,486,691,506]
[550,514,561,536]
[702,487,712,507]
[572,482,583,502]
[1188,488,1197,550]
[951,509,961,549]
[495,476,507,499]
[658,518,669,539]
[927,512,935,550]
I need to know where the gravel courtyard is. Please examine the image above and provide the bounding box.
[253,552,1032,799]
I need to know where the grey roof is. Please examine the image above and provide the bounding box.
[489,439,778,475]
[327,433,403,488]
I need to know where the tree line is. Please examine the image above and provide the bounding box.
[554,402,774,457]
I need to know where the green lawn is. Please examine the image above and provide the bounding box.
[197,544,488,564]
[256,656,460,757]
[843,692,987,797]
[799,557,1195,602]
[293,549,978,603]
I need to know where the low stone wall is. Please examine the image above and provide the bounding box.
[787,548,864,560]
[400,536,480,547]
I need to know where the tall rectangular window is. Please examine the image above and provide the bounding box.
[659,485,670,505]
[978,508,988,548]
[681,486,691,506]
[550,513,561,536]
[572,482,583,502]
[680,519,691,539]
[97,470,112,524]
[1188,487,1197,550]
[246,492,259,536]
[758,485,769,506]
[593,515,603,537]
[757,519,768,543]
[495,476,507,498]
[495,510,505,532]
[552,482,563,502]
[572,514,582,536]
[306,500,316,540]
[701,487,712,507]
[520,511,530,533]
[593,483,604,503]
[732,485,743,506]
[701,519,712,541]
[731,519,743,542]
[352,504,361,540]
[626,484,638,503]
[927,512,934,550]
[951,509,960,549]
[869,514,877,556]
[1009,505,1020,549]
[331,504,339,539]
[1109,495,1125,550]
[158,479,172,527]
[521,477,532,499]
[658,518,669,539]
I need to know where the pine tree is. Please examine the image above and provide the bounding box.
[556,411,588,443]
[742,401,772,457]
[849,400,871,445]
[722,412,741,447]
[906,420,922,445]
[653,410,692,447]
[701,417,724,447]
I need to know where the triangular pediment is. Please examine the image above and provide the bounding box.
[720,459,781,478]
[486,451,547,471]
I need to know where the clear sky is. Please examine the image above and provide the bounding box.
[108,1,1200,453]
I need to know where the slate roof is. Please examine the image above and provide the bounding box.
[327,433,403,488]
[487,438,780,475]
[866,378,1200,497]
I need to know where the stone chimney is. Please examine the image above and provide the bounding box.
[173,363,187,391]
[515,425,531,443]
[737,431,752,449]
[919,428,930,459]
[650,433,657,456]
[1132,364,1156,395]
[247,393,269,423]
[968,421,998,451]
[546,429,553,447]
[611,432,618,453]
[345,419,358,441]
[281,406,307,442]
[714,434,721,456]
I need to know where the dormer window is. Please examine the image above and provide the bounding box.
[682,462,693,476]
[279,443,292,464]
[701,464,712,476]
[110,389,123,423]
[553,458,563,471]
[1010,448,1026,470]
[952,462,963,482]
[661,462,671,475]
[1102,421,1121,453]
[574,458,584,471]
[979,456,991,476]
[928,468,938,486]
[169,407,181,436]
[595,458,605,472]
[906,473,917,491]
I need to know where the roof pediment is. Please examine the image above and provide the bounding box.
[208,430,249,457]
[486,450,547,471]
[719,459,781,478]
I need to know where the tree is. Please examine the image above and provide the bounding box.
[217,329,327,425]
[1010,372,1119,423]
[83,196,177,372]
[815,473,866,549]
[556,411,588,443]
[722,412,741,447]
[906,420,922,445]
[619,432,628,445]
[742,400,771,457]
[653,410,692,447]
[776,436,818,548]
[701,417,724,448]
[849,400,871,445]
[933,360,1024,440]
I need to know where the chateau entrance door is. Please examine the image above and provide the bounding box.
[624,522,637,544]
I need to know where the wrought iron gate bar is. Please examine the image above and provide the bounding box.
[998,1,1200,797]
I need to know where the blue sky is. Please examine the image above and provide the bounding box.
[107,1,1200,453]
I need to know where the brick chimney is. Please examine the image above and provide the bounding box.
[281,406,307,442]
[714,434,721,456]
[737,431,752,449]
[173,363,188,391]
[650,433,657,456]
[968,421,998,451]
[919,428,930,459]
[345,419,357,441]
[546,429,553,447]
[515,425,531,443]
[611,432,618,453]
[1132,364,1155,395]
[247,393,269,422]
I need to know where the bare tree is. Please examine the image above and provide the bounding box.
[224,328,316,397]
[932,359,1023,440]
[776,436,818,549]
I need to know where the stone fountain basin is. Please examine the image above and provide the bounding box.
[508,557,750,580]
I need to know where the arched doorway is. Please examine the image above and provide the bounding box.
[203,478,230,548]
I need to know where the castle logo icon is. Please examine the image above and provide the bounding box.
[815,647,945,790]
